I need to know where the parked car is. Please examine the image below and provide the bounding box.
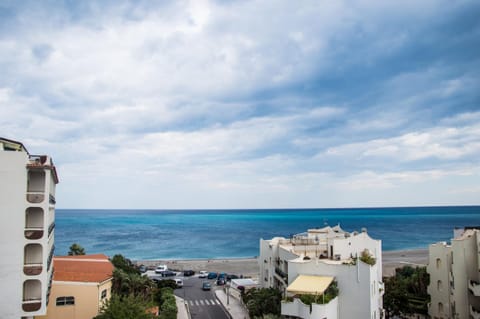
[199,271,208,278]
[227,274,239,281]
[161,270,176,277]
[218,272,227,279]
[138,265,147,273]
[207,272,218,279]
[216,278,226,286]
[155,265,168,273]
[202,281,212,291]
[183,270,195,277]
[174,278,183,288]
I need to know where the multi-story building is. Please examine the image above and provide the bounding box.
[0,137,59,318]
[259,225,384,319]
[36,254,114,319]
[427,227,480,319]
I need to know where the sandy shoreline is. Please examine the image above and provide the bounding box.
[134,248,429,278]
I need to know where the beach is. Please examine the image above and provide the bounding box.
[135,248,429,278]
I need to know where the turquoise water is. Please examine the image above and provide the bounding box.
[54,206,480,260]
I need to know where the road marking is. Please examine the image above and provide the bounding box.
[189,299,222,307]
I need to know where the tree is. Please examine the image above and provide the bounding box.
[242,288,282,318]
[112,268,155,299]
[111,254,139,274]
[383,266,430,318]
[95,294,155,319]
[68,243,85,256]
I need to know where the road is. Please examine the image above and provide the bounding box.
[175,275,230,319]
[144,270,229,319]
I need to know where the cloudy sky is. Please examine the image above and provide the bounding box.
[1,0,479,209]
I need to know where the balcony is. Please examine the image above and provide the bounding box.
[23,279,42,312]
[23,299,42,312]
[275,267,288,283]
[26,192,45,204]
[469,280,480,296]
[47,245,55,271]
[282,296,338,319]
[26,170,46,204]
[471,305,480,319]
[24,244,43,276]
[25,228,44,240]
[48,222,55,238]
[24,264,43,276]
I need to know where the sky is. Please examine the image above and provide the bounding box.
[0,0,479,209]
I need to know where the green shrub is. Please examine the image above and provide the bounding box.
[359,250,376,265]
[156,285,177,319]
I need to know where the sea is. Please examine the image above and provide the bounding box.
[54,206,480,261]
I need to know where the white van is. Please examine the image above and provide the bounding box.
[155,265,168,273]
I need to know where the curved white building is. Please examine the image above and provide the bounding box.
[0,138,59,318]
[259,225,384,319]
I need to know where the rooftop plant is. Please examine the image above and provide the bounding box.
[359,249,376,266]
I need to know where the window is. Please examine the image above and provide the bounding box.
[436,258,441,269]
[438,302,444,314]
[56,296,74,306]
[437,280,443,291]
[101,289,107,299]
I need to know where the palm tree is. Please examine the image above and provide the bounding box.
[68,243,86,255]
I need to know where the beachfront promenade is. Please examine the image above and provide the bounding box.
[137,249,429,280]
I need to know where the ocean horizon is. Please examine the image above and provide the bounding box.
[55,206,480,260]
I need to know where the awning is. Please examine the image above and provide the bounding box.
[286,275,334,295]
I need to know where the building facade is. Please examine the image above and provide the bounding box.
[427,227,480,319]
[0,138,59,318]
[259,225,384,319]
[36,254,114,319]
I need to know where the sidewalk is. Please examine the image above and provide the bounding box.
[215,289,250,319]
[175,295,190,319]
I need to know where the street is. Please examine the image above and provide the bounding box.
[174,275,230,319]
[144,270,230,319]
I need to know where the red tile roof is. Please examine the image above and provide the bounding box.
[53,254,114,283]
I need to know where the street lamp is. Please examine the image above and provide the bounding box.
[226,283,230,305]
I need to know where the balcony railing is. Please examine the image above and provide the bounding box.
[26,192,44,204]
[22,298,42,312]
[25,228,44,240]
[46,269,54,306]
[47,245,55,271]
[275,267,288,283]
[24,264,43,276]
[48,222,55,238]
[282,296,338,319]
[469,280,480,296]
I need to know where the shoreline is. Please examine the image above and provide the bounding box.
[134,248,429,278]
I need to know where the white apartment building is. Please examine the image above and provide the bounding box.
[427,227,480,319]
[259,225,384,319]
[0,138,59,318]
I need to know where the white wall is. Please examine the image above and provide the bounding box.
[0,151,28,318]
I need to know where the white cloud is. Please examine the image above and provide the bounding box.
[323,121,480,163]
[1,0,479,208]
